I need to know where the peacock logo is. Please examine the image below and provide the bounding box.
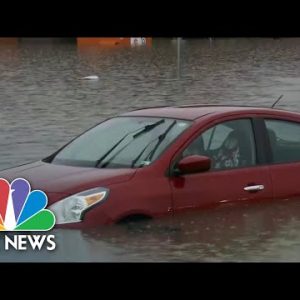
[0,178,55,231]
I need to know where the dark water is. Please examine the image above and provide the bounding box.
[1,38,300,261]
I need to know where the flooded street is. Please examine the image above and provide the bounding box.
[1,38,300,261]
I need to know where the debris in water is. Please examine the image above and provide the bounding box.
[81,75,99,80]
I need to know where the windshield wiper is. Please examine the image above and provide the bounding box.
[95,119,165,168]
[130,138,158,168]
[132,119,165,138]
[131,120,177,168]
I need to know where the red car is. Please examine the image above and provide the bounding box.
[1,104,300,228]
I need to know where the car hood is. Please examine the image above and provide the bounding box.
[0,161,137,203]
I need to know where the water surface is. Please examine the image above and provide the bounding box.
[1,38,300,261]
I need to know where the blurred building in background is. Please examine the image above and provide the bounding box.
[77,37,152,47]
[0,38,152,47]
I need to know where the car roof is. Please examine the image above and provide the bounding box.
[121,104,300,121]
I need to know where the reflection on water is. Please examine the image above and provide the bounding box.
[79,199,300,262]
[1,38,300,261]
[2,199,300,262]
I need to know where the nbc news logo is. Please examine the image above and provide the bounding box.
[0,178,56,251]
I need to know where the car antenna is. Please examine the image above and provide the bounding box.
[271,94,284,109]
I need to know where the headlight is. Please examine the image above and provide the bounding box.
[49,187,109,224]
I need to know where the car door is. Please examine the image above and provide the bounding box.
[169,117,273,212]
[263,117,300,200]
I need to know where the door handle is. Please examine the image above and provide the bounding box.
[244,185,264,192]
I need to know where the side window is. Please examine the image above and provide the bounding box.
[202,124,233,150]
[265,119,300,163]
[182,119,256,170]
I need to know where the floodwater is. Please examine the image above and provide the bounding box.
[1,38,300,261]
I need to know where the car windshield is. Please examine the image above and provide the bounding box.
[50,116,191,168]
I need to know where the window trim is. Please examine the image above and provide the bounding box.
[252,117,272,165]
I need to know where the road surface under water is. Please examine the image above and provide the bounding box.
[1,38,300,261]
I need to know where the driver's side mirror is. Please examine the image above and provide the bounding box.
[175,155,211,175]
